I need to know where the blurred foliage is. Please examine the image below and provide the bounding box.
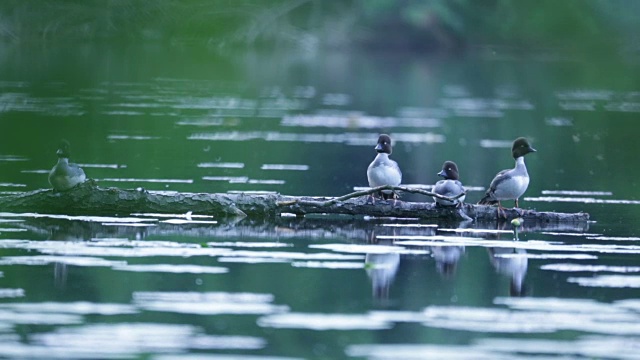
[0,0,637,53]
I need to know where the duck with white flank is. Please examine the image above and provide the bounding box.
[433,161,466,206]
[478,137,536,217]
[48,140,87,191]
[367,134,402,201]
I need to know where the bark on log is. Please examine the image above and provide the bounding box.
[0,182,590,223]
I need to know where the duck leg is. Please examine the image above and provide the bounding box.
[514,198,522,216]
[496,201,508,219]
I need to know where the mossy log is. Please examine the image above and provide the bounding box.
[0,182,590,223]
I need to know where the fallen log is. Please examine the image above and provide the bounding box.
[0,182,589,223]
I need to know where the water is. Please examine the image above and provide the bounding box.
[1,44,640,359]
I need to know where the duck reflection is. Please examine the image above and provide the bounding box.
[365,242,400,300]
[363,223,401,301]
[488,247,529,296]
[363,223,437,301]
[431,245,465,278]
[481,220,530,296]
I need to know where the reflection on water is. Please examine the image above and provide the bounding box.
[0,210,638,358]
[1,44,640,359]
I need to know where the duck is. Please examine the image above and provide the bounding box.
[478,137,536,216]
[48,140,87,191]
[367,134,402,201]
[433,161,466,206]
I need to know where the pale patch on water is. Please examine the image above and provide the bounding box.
[4,239,232,258]
[541,232,601,237]
[310,243,429,255]
[197,162,245,169]
[208,242,292,248]
[545,116,573,126]
[189,131,445,145]
[0,155,28,162]
[605,101,640,113]
[20,169,50,174]
[260,164,309,171]
[322,93,350,105]
[475,336,640,360]
[346,344,500,360]
[0,308,80,325]
[107,135,161,140]
[161,219,218,225]
[281,113,441,128]
[382,235,479,242]
[587,236,640,241]
[0,183,26,187]
[0,302,137,315]
[568,275,640,288]
[113,264,228,274]
[392,236,640,254]
[559,101,596,111]
[248,179,286,185]
[202,176,249,183]
[439,228,513,234]
[217,257,291,264]
[422,303,640,334]
[156,355,301,360]
[0,228,27,232]
[479,139,513,148]
[4,323,267,358]
[203,178,285,185]
[541,190,612,196]
[291,261,364,269]
[257,313,392,330]
[363,216,421,221]
[0,289,24,298]
[525,196,640,204]
[0,213,158,224]
[76,163,125,169]
[0,191,24,195]
[540,264,640,273]
[102,222,157,227]
[134,291,288,315]
[0,255,126,267]
[100,178,194,184]
[494,297,629,315]
[223,250,364,261]
[556,89,614,101]
[104,110,145,115]
[131,212,214,219]
[495,253,597,260]
[176,119,225,127]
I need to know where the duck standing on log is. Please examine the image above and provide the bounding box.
[478,137,536,217]
[367,134,402,202]
[433,161,466,207]
[48,140,87,191]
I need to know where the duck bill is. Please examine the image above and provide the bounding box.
[437,170,446,178]
[374,144,383,151]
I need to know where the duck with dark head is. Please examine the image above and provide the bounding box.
[367,134,402,202]
[478,137,536,217]
[48,140,87,191]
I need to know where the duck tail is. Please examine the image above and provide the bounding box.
[478,193,497,205]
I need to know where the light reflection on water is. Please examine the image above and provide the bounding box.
[1,47,639,360]
[0,212,638,358]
